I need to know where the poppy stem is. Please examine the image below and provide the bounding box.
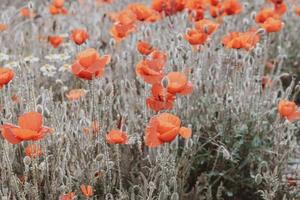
[115,144,123,191]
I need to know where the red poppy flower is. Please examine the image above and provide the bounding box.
[0,112,51,144]
[70,29,89,45]
[71,48,111,80]
[136,41,155,55]
[80,184,93,197]
[0,67,14,89]
[48,35,63,48]
[106,129,128,144]
[145,113,191,148]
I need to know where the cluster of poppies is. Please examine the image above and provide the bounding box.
[135,42,193,112]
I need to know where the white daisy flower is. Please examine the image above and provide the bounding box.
[40,64,57,77]
[24,55,40,63]
[45,53,71,62]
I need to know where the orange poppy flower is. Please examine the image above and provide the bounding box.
[188,8,205,22]
[136,41,155,55]
[146,84,175,112]
[53,0,65,8]
[185,0,205,11]
[255,8,280,24]
[260,17,283,33]
[0,23,8,32]
[185,29,208,46]
[210,3,223,18]
[106,129,128,144]
[195,19,219,35]
[24,144,43,158]
[66,89,86,100]
[136,51,167,84]
[71,48,111,80]
[0,67,14,89]
[277,100,300,122]
[80,184,93,197]
[179,127,192,139]
[166,72,193,95]
[152,0,186,16]
[70,29,89,45]
[223,0,242,15]
[110,23,136,42]
[144,113,191,148]
[128,3,154,21]
[294,5,300,15]
[222,29,260,50]
[59,192,76,200]
[48,35,63,48]
[110,9,137,25]
[20,7,36,18]
[274,2,287,15]
[1,112,51,144]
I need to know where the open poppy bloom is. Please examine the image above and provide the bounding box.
[210,3,223,18]
[70,29,89,45]
[0,67,14,89]
[146,84,175,112]
[80,184,93,197]
[136,41,155,55]
[278,100,300,122]
[59,192,76,200]
[260,17,283,33]
[222,29,260,50]
[48,35,63,48]
[274,2,287,15]
[110,23,136,42]
[185,29,208,46]
[0,112,51,144]
[255,8,280,24]
[152,0,186,16]
[49,0,68,15]
[128,3,154,21]
[71,48,111,80]
[188,8,205,22]
[144,113,192,148]
[66,89,87,100]
[24,144,43,158]
[195,19,219,35]
[136,51,167,85]
[166,72,193,95]
[106,129,128,144]
[223,0,242,15]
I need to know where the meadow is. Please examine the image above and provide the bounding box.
[1,0,300,199]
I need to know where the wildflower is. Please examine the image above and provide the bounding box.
[0,67,14,89]
[260,17,283,33]
[278,100,300,121]
[144,113,191,148]
[24,55,40,63]
[106,129,128,144]
[49,0,68,15]
[152,0,185,16]
[24,144,43,158]
[66,89,87,100]
[110,23,136,42]
[179,126,192,139]
[255,8,279,24]
[40,64,57,77]
[222,29,260,50]
[48,35,63,48]
[71,48,111,80]
[184,29,208,46]
[70,29,89,45]
[195,19,219,35]
[80,184,93,197]
[274,2,287,15]
[128,3,154,21]
[166,72,193,95]
[59,192,76,200]
[223,0,242,16]
[0,112,51,144]
[45,53,71,62]
[146,83,175,112]
[136,41,155,55]
[210,3,223,18]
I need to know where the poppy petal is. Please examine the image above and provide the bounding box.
[179,127,192,139]
[1,125,22,144]
[18,112,42,132]
[10,128,38,140]
[144,117,163,148]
